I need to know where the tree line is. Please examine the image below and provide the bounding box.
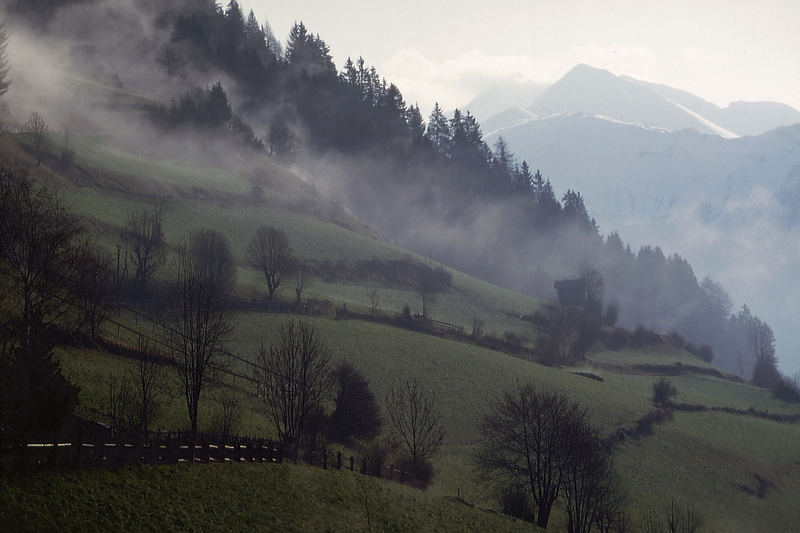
[134,1,780,383]
[0,166,447,483]
[4,0,792,389]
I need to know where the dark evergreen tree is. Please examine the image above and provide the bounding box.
[406,104,426,144]
[493,136,515,183]
[426,102,450,153]
[515,160,533,193]
[330,361,382,442]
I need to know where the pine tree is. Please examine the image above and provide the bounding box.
[516,160,533,192]
[426,102,450,153]
[539,178,561,219]
[531,169,545,204]
[244,9,261,41]
[493,136,515,182]
[341,57,358,86]
[406,104,426,144]
[383,83,406,121]
[262,18,283,57]
[562,189,598,233]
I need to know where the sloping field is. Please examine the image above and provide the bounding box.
[3,135,799,531]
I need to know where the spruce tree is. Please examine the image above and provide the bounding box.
[426,102,450,153]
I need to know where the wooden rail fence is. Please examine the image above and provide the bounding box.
[1,436,418,486]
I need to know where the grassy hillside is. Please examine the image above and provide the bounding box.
[0,462,533,533]
[3,132,799,531]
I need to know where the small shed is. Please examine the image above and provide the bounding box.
[554,279,587,307]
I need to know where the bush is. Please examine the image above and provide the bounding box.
[605,329,628,350]
[774,375,800,403]
[603,302,619,326]
[697,344,713,363]
[0,338,80,444]
[632,325,660,347]
[667,331,685,349]
[500,484,533,521]
[356,434,400,473]
[395,458,435,489]
[503,331,524,351]
[652,378,677,406]
[636,408,674,436]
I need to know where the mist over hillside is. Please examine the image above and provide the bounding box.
[2,0,795,380]
[484,67,800,375]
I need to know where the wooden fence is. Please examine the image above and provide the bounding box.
[0,435,418,486]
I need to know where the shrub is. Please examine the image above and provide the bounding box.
[356,434,400,473]
[603,302,619,326]
[636,408,674,436]
[697,344,713,363]
[632,325,660,347]
[774,375,800,403]
[503,331,524,351]
[0,338,80,444]
[652,378,677,406]
[396,458,435,489]
[667,331,685,349]
[605,329,628,351]
[500,484,533,521]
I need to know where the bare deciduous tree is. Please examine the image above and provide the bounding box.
[385,377,445,463]
[24,111,49,166]
[59,123,76,173]
[0,166,95,349]
[257,320,333,444]
[73,246,112,338]
[294,262,305,303]
[107,374,133,438]
[560,423,619,533]
[211,388,242,442]
[368,288,380,316]
[163,230,234,440]
[122,199,165,288]
[644,499,702,533]
[476,384,584,528]
[130,336,164,436]
[247,225,292,300]
[414,264,451,319]
[471,315,485,340]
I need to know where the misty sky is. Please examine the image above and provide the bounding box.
[242,0,800,115]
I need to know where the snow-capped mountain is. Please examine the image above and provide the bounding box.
[484,65,800,374]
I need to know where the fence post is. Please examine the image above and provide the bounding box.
[73,433,82,468]
[322,448,327,470]
[349,456,354,471]
[336,451,342,470]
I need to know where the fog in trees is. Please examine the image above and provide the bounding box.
[1,0,793,383]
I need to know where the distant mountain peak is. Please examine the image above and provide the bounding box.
[525,65,800,137]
